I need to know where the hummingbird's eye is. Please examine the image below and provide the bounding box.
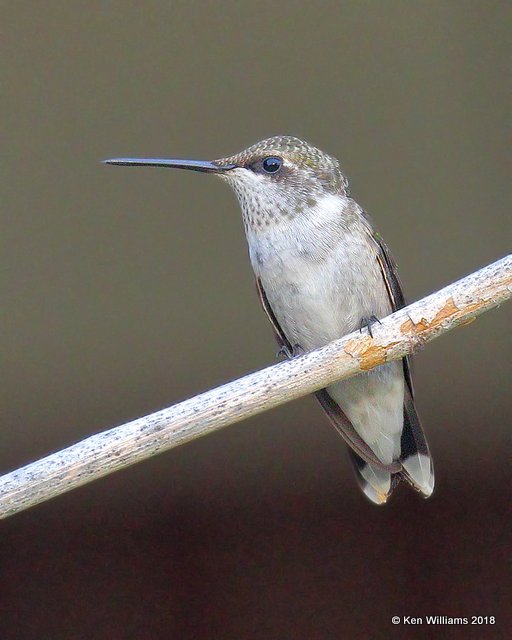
[261,156,282,174]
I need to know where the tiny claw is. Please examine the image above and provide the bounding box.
[292,343,305,357]
[359,315,381,338]
[276,343,305,360]
[276,345,293,360]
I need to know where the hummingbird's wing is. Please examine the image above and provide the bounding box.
[373,234,413,395]
[255,278,293,355]
[256,277,400,474]
[370,234,434,496]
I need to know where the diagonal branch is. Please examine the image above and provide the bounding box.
[1,255,511,519]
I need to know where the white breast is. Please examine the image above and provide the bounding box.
[246,194,391,350]
[245,192,405,477]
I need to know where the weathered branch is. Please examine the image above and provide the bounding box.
[1,255,511,519]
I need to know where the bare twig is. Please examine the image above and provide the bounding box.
[1,255,511,519]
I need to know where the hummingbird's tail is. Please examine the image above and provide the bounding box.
[316,368,434,505]
[347,449,401,505]
[347,385,434,504]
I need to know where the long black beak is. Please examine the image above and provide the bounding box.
[103,157,236,173]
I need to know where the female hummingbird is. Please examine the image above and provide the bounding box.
[105,136,434,504]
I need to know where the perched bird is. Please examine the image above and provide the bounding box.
[105,136,434,504]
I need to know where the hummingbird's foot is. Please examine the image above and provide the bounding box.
[359,315,381,338]
[276,343,305,360]
[292,343,305,357]
[276,345,292,360]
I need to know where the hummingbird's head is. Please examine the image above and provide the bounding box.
[213,136,349,231]
[104,136,349,232]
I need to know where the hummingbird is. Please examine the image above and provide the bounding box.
[104,136,434,504]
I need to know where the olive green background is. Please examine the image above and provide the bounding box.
[2,2,511,638]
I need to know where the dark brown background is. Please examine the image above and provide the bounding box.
[2,2,511,639]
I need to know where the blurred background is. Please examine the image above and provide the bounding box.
[2,2,511,638]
